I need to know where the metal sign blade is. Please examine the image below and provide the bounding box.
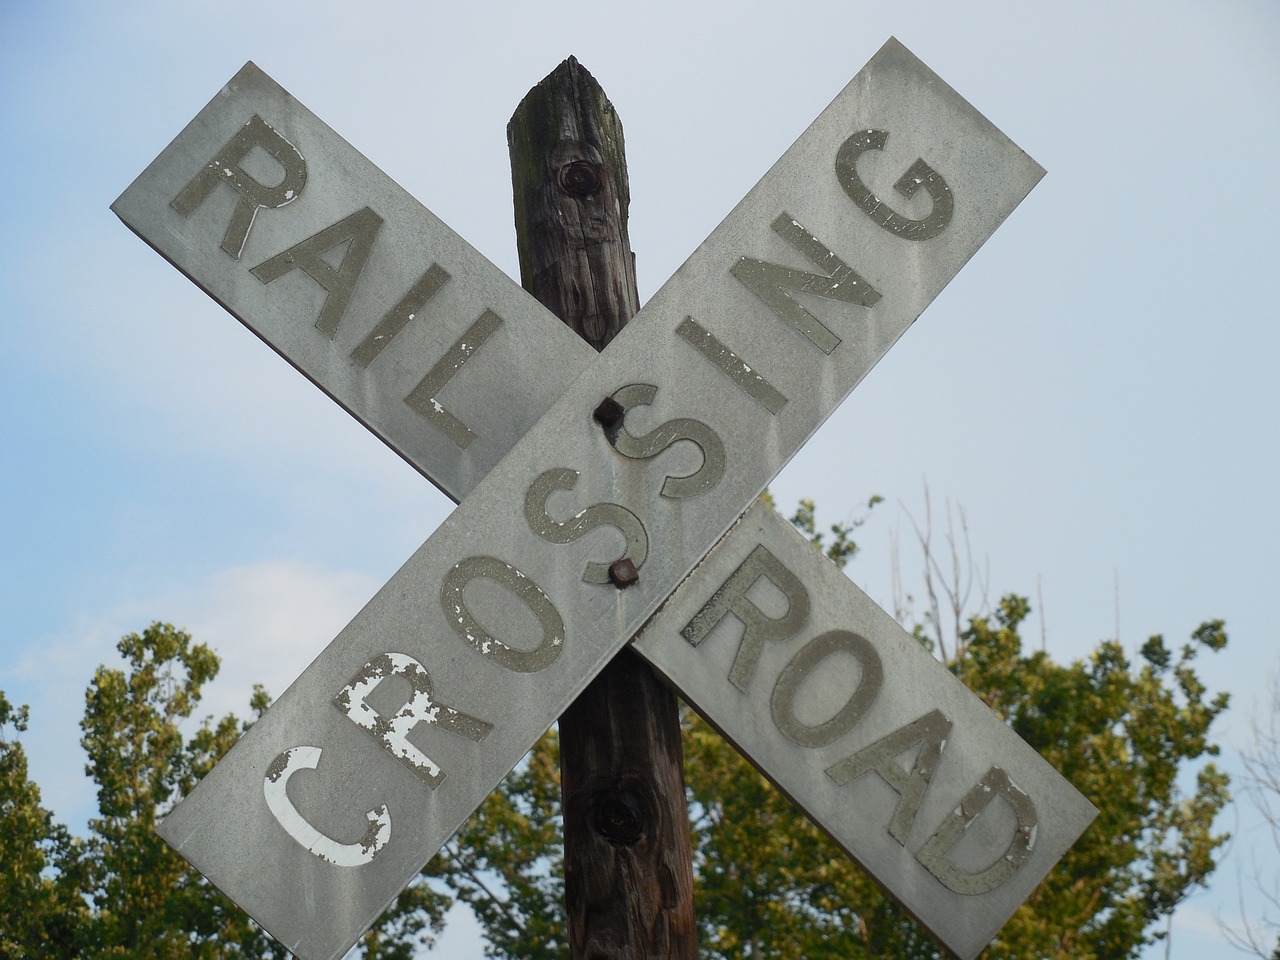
[632,501,1098,960]
[150,38,1044,960]
[111,62,596,503]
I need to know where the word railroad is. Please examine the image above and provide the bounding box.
[113,38,1095,960]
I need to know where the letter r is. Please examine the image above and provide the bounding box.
[171,114,306,260]
[680,544,810,693]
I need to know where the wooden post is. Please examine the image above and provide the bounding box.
[508,58,699,960]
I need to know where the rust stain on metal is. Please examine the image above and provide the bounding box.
[593,395,624,429]
[359,815,386,856]
[264,750,291,783]
[609,557,639,588]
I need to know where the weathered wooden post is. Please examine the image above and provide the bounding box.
[508,57,699,960]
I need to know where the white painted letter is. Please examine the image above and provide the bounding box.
[263,745,389,866]
[334,652,493,789]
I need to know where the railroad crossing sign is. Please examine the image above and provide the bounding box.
[113,39,1096,960]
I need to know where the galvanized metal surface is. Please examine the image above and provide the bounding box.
[111,62,596,503]
[633,502,1098,960]
[145,39,1045,960]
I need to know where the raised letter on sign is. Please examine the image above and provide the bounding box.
[350,263,451,368]
[680,545,809,693]
[524,467,648,584]
[403,309,504,450]
[171,114,307,260]
[825,708,953,845]
[836,130,953,241]
[604,383,726,498]
[675,318,787,415]
[333,652,494,789]
[916,765,1038,895]
[771,630,883,748]
[250,206,383,339]
[441,556,566,673]
[263,745,389,866]
[731,212,881,354]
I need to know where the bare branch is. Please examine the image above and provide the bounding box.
[1219,671,1280,957]
[442,840,529,937]
[895,483,990,663]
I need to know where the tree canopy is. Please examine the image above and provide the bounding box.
[0,623,448,960]
[0,499,1233,960]
[435,498,1232,960]
[1,690,85,958]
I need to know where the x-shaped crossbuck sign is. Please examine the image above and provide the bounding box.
[113,39,1096,960]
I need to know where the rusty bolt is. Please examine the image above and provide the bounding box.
[558,159,601,197]
[608,557,639,588]
[593,395,625,429]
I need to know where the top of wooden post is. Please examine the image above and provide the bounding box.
[508,57,640,352]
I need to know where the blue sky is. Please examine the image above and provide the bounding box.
[2,1,1277,957]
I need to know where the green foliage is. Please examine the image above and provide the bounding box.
[438,731,566,960]
[1,622,448,959]
[74,623,285,959]
[2,497,1232,960]
[782,494,882,571]
[684,711,867,960]
[429,499,1229,960]
[683,598,1231,960]
[954,603,1229,959]
[0,693,85,960]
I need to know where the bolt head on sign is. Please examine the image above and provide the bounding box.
[112,38,1094,960]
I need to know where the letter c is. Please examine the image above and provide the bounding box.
[263,745,390,866]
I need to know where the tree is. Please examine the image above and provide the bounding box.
[0,692,86,960]
[0,622,448,959]
[933,604,1227,959]
[2,492,1232,960]
[74,622,291,959]
[436,495,1230,960]
[435,731,567,960]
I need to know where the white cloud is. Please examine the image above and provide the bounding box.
[1173,903,1228,938]
[180,559,379,723]
[4,558,378,829]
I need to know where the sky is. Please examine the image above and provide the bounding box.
[2,1,1277,958]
